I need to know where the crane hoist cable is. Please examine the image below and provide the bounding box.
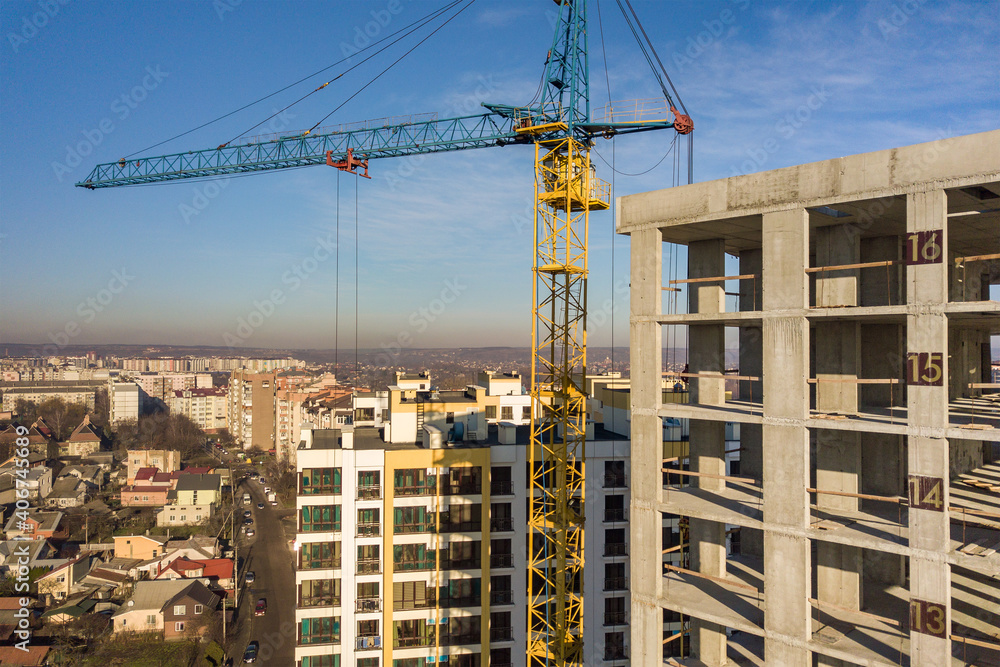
[306,0,478,133]
[226,0,469,147]
[124,0,464,159]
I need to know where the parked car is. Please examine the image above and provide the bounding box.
[243,510,252,518]
[246,528,255,537]
[243,518,253,526]
[257,502,265,510]
[255,599,266,616]
[245,570,255,583]
[270,500,278,506]
[243,641,259,663]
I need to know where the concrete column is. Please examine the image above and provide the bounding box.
[761,208,811,664]
[906,189,951,667]
[738,248,765,559]
[688,239,727,405]
[628,227,663,667]
[687,238,728,664]
[739,248,763,404]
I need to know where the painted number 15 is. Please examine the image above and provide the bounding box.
[906,352,943,386]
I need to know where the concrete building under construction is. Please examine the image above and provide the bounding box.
[620,130,1000,666]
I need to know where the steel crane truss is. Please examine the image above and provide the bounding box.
[528,136,606,667]
[78,113,521,188]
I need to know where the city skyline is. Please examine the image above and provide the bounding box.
[2,0,998,351]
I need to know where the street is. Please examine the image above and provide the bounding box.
[229,475,297,665]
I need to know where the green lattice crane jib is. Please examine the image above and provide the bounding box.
[74,3,692,666]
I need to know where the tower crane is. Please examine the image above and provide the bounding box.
[77,2,691,665]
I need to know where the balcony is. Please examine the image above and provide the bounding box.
[357,485,382,500]
[490,553,513,569]
[604,508,627,522]
[298,558,340,570]
[356,523,381,537]
[603,474,627,489]
[442,483,482,496]
[355,635,382,650]
[395,636,435,648]
[394,559,436,572]
[440,521,482,534]
[603,648,628,661]
[604,542,627,557]
[438,595,481,609]
[394,522,434,535]
[356,597,381,613]
[604,577,628,591]
[393,595,437,611]
[394,484,435,497]
[490,627,514,642]
[490,517,513,532]
[490,590,513,605]
[441,633,483,647]
[442,558,480,570]
[490,480,513,496]
[356,559,381,575]
[604,611,626,626]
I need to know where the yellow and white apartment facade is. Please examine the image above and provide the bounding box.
[295,374,645,667]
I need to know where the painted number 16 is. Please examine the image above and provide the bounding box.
[905,230,943,265]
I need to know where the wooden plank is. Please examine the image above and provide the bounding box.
[954,252,1000,264]
[805,260,894,273]
[663,564,759,593]
[668,273,756,285]
[807,487,904,504]
[807,378,900,384]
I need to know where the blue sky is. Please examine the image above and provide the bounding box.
[1,0,997,353]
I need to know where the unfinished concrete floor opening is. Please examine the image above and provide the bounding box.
[621,130,1000,666]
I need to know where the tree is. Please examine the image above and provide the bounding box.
[37,397,86,441]
[14,398,38,424]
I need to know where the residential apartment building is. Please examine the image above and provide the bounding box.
[0,380,105,412]
[109,381,143,423]
[293,374,644,667]
[167,387,227,431]
[620,129,1000,666]
[227,370,277,451]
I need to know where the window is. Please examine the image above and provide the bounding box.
[440,577,481,608]
[357,658,379,667]
[490,610,513,642]
[393,543,436,572]
[604,528,626,556]
[393,618,435,648]
[357,544,380,574]
[443,467,482,495]
[194,604,203,615]
[303,658,341,667]
[485,405,496,419]
[604,631,627,660]
[490,466,512,495]
[446,412,454,424]
[490,648,512,667]
[300,505,341,532]
[604,597,626,626]
[299,541,341,569]
[299,578,341,607]
[175,621,185,632]
[393,506,431,533]
[604,494,625,522]
[393,468,435,496]
[300,467,342,495]
[444,540,481,569]
[604,563,626,591]
[441,502,481,532]
[393,579,433,610]
[299,616,341,645]
[142,496,148,501]
[441,615,481,646]
[490,574,513,605]
[500,406,513,420]
[173,605,185,616]
[522,405,531,420]
[180,515,186,521]
[358,619,380,639]
[357,508,380,536]
[146,614,156,625]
